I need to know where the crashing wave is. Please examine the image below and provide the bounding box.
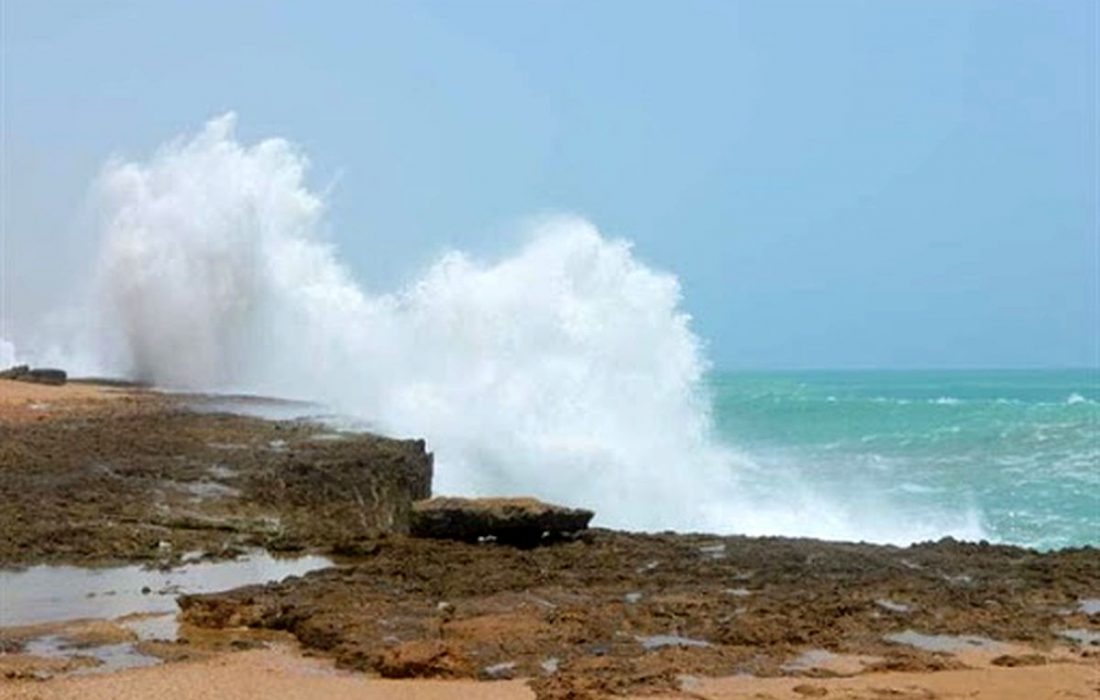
[80,113,988,543]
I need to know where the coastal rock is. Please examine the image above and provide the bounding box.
[0,391,434,564]
[249,436,434,542]
[27,368,68,385]
[0,365,67,385]
[410,496,594,545]
[377,640,468,678]
[0,365,30,381]
[175,532,1100,697]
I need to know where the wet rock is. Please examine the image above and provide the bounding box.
[1059,628,1100,645]
[410,497,594,546]
[171,531,1100,698]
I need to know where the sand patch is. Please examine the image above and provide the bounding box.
[0,645,536,699]
[1,643,1097,700]
[679,655,1100,699]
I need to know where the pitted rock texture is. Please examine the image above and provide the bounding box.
[410,497,594,545]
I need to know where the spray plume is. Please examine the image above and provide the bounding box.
[83,114,985,541]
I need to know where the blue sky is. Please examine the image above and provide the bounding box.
[2,0,1096,369]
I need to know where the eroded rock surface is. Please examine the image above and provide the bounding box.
[410,497,594,545]
[0,389,432,565]
[178,533,1100,698]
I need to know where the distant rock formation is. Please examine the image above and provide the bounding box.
[0,365,67,386]
[410,496,594,546]
[0,365,30,380]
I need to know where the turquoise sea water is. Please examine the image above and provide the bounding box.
[710,370,1099,550]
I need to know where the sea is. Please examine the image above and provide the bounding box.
[710,369,1099,551]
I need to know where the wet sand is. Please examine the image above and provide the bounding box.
[0,645,536,699]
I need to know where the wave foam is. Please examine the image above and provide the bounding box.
[91,114,734,531]
[81,114,986,543]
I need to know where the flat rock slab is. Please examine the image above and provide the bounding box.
[410,497,594,545]
[0,391,433,565]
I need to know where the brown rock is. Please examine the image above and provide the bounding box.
[991,653,1048,667]
[377,640,468,678]
[410,496,594,546]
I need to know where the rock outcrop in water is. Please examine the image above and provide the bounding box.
[0,365,67,385]
[410,496,594,546]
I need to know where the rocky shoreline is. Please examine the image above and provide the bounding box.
[0,378,1097,699]
[0,384,431,565]
[177,532,1100,698]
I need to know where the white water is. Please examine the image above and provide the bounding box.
[0,337,16,367]
[27,114,988,543]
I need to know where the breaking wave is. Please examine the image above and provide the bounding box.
[75,114,987,542]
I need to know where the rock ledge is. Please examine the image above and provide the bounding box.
[410,496,594,546]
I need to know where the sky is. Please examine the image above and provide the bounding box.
[1,0,1097,370]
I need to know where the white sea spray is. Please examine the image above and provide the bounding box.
[75,114,990,543]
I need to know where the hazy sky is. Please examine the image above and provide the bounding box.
[2,0,1096,369]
